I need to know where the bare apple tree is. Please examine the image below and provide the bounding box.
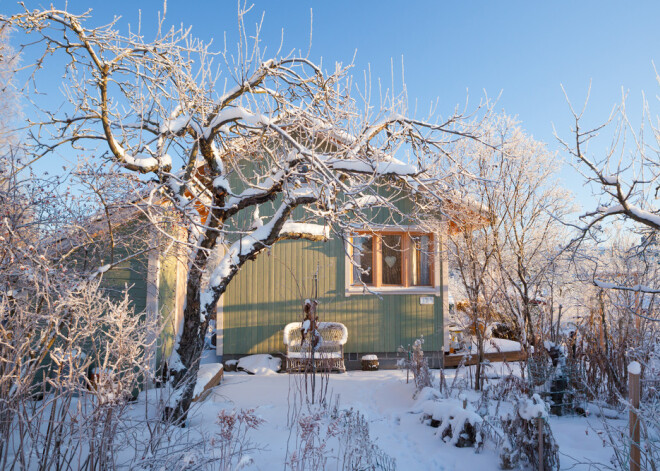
[558,85,660,299]
[5,6,487,421]
[557,86,660,467]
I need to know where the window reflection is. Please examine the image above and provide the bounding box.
[381,234,402,285]
[352,236,373,285]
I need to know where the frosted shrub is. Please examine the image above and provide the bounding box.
[0,220,157,470]
[287,406,395,471]
[399,336,432,398]
[0,282,156,470]
[287,412,331,471]
[594,354,659,471]
[499,394,559,470]
[213,408,264,471]
[335,408,396,471]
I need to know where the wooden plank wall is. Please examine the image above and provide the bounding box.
[222,237,443,356]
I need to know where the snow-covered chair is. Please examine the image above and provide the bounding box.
[283,322,348,373]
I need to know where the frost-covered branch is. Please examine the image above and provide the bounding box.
[7,4,490,422]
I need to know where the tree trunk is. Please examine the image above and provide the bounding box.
[165,229,219,423]
[165,265,208,424]
[475,338,485,391]
[473,306,484,391]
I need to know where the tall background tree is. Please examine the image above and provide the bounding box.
[556,88,660,467]
[446,115,571,387]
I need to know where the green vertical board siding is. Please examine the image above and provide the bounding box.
[100,255,148,314]
[222,236,443,355]
[157,246,179,367]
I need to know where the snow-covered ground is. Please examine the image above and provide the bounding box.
[177,355,616,470]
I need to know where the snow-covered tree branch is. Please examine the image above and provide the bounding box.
[5,5,489,421]
[558,83,660,309]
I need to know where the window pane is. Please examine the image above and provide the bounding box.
[381,235,402,285]
[352,236,373,285]
[412,235,431,286]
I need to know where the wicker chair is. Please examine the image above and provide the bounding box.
[283,322,348,373]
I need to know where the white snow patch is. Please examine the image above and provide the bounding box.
[280,222,329,239]
[628,361,641,375]
[327,158,419,176]
[160,114,190,134]
[283,322,348,346]
[518,393,547,420]
[237,354,281,375]
[193,363,223,398]
[419,398,483,446]
[602,174,619,185]
[204,106,271,139]
[301,319,311,332]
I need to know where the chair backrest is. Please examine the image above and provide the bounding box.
[283,322,348,347]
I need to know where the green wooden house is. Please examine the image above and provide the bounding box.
[216,218,450,368]
[91,214,449,372]
[78,166,453,372]
[62,212,187,377]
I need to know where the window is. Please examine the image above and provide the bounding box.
[352,236,373,285]
[348,230,436,293]
[411,234,431,286]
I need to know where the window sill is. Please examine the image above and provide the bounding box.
[345,286,440,297]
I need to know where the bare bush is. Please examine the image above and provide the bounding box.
[287,406,395,471]
[213,408,264,471]
[287,411,331,471]
[0,156,160,469]
[411,336,433,397]
[335,408,396,471]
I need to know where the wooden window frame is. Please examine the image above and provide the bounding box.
[347,228,439,296]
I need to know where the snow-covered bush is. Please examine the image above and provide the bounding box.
[411,336,433,396]
[499,394,559,470]
[421,399,484,448]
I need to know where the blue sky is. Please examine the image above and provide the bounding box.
[7,1,660,210]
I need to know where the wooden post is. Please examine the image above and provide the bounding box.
[537,416,544,471]
[628,362,641,471]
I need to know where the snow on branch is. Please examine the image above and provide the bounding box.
[593,279,660,295]
[325,158,419,176]
[279,222,329,241]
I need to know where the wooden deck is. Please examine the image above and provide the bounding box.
[443,349,527,368]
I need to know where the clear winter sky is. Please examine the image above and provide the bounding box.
[8,1,660,212]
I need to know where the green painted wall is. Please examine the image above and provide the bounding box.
[100,254,149,315]
[71,219,181,371]
[222,236,443,355]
